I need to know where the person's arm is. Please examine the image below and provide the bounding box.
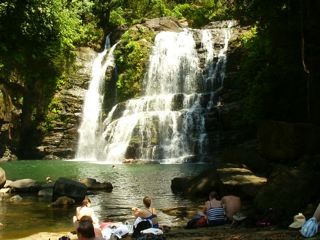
[203,201,208,215]
[75,207,81,220]
[151,207,157,215]
[221,197,226,209]
[132,207,145,218]
[91,209,99,224]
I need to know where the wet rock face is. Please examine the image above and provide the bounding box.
[36,48,97,160]
[257,120,320,162]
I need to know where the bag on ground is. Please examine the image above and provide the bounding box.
[300,217,318,238]
[132,220,152,238]
[186,214,207,229]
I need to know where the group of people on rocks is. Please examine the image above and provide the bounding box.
[203,191,242,226]
[185,191,243,229]
[72,196,162,240]
[71,191,243,239]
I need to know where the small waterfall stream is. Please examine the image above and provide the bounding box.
[76,22,233,163]
[76,37,118,160]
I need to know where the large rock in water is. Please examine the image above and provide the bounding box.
[52,177,87,203]
[217,166,267,199]
[6,178,41,193]
[171,165,267,200]
[80,177,113,191]
[171,168,222,198]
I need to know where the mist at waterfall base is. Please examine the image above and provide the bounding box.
[76,23,232,164]
[0,160,207,239]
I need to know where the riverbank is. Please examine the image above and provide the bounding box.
[15,225,308,240]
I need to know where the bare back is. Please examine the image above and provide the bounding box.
[221,195,241,220]
[204,199,222,214]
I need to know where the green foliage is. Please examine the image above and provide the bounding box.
[231,0,311,124]
[114,28,156,102]
[171,0,231,27]
[40,97,63,131]
[109,7,127,27]
[0,0,105,156]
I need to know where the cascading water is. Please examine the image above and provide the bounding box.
[76,37,118,161]
[76,22,233,163]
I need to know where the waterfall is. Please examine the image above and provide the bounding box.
[76,36,118,161]
[101,24,232,164]
[76,22,233,163]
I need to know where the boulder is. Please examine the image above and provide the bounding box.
[171,165,267,200]
[50,196,75,207]
[10,194,23,202]
[171,176,193,194]
[79,178,113,191]
[140,17,187,32]
[0,146,18,162]
[161,206,196,219]
[0,167,6,188]
[0,187,10,194]
[52,177,87,203]
[217,166,267,199]
[253,165,318,226]
[171,169,221,197]
[38,189,53,197]
[6,179,41,193]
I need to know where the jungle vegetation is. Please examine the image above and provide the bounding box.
[0,0,319,158]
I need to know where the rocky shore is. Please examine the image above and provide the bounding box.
[15,225,307,240]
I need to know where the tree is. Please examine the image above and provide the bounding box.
[0,0,87,158]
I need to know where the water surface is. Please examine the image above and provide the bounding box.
[0,160,209,239]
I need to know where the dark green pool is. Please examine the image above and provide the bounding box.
[0,160,208,239]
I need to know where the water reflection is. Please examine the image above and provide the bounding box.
[0,161,208,239]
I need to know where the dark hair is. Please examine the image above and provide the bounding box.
[58,236,70,240]
[143,196,151,208]
[82,197,91,206]
[77,219,95,238]
[209,191,219,199]
[80,215,93,223]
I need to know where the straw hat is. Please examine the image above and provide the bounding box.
[289,213,306,229]
[233,212,247,221]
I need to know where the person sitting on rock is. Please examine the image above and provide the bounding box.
[76,217,96,240]
[79,216,103,239]
[203,191,226,226]
[132,196,159,229]
[221,194,241,222]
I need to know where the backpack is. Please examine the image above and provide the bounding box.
[300,217,318,238]
[186,214,207,229]
[132,220,152,238]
